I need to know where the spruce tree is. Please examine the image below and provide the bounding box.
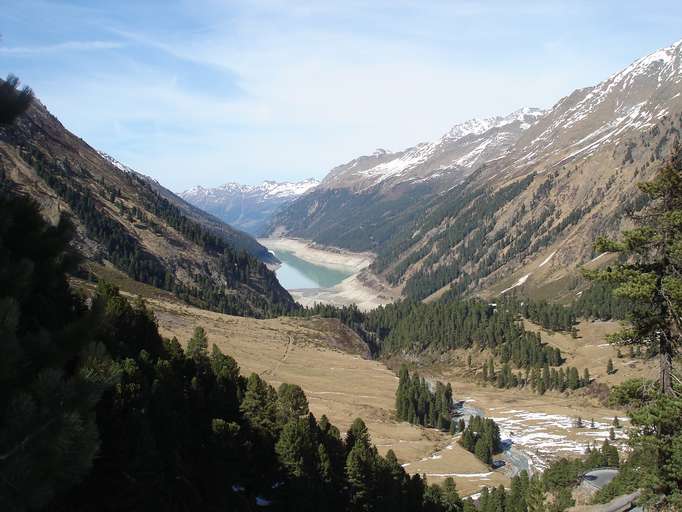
[0,192,119,511]
[526,475,545,512]
[186,326,209,360]
[586,150,682,395]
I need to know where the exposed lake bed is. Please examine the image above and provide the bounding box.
[260,237,398,310]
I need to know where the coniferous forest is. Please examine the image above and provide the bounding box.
[0,187,472,512]
[395,366,455,431]
[458,417,502,466]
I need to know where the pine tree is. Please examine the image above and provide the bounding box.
[613,416,621,428]
[475,437,492,465]
[609,427,616,441]
[607,358,614,375]
[277,383,309,423]
[346,436,377,511]
[586,151,682,395]
[526,475,545,512]
[275,417,317,478]
[0,192,118,511]
[240,373,278,437]
[345,418,371,455]
[187,326,209,360]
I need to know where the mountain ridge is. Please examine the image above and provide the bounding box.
[0,97,295,317]
[268,38,682,302]
[181,177,319,236]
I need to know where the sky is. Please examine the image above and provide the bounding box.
[1,1,681,192]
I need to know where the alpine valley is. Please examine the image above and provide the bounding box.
[3,22,682,512]
[268,39,682,303]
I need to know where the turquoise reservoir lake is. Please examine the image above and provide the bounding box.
[273,249,353,289]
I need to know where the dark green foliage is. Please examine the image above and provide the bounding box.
[504,296,576,331]
[0,75,33,125]
[0,189,469,511]
[50,285,459,512]
[423,478,463,512]
[458,416,501,465]
[395,366,454,430]
[4,132,293,318]
[297,299,567,370]
[574,281,633,321]
[476,440,623,512]
[608,379,659,411]
[0,192,118,511]
[584,149,682,395]
[620,395,682,507]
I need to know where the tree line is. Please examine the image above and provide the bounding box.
[15,147,293,318]
[395,366,455,432]
[459,416,502,465]
[482,358,590,395]
[0,187,470,511]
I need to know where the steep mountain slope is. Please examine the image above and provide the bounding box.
[270,39,682,301]
[99,151,278,265]
[181,178,319,235]
[322,107,545,192]
[267,108,545,250]
[0,99,295,316]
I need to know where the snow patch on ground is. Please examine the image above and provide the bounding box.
[538,251,557,268]
[500,274,531,294]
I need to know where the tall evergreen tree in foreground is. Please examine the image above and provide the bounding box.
[0,184,119,510]
[0,74,118,511]
[586,148,682,395]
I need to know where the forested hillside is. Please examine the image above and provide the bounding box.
[271,40,682,303]
[0,87,294,317]
[0,187,469,512]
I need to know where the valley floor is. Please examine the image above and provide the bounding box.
[260,237,400,310]
[147,296,631,497]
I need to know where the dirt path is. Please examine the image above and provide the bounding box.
[261,335,294,377]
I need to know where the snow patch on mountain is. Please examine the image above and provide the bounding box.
[442,107,546,142]
[183,179,319,201]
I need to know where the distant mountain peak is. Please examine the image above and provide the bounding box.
[180,178,320,235]
[443,107,546,142]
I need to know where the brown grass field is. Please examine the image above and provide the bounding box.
[74,270,642,496]
[146,297,504,495]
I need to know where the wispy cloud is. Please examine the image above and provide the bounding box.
[0,40,124,55]
[2,0,681,191]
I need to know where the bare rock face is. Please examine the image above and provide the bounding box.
[269,39,682,302]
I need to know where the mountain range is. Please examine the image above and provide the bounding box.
[0,99,294,316]
[181,179,319,235]
[268,38,682,302]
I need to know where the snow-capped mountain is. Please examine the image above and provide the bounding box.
[181,179,319,236]
[270,38,682,302]
[321,107,546,191]
[502,39,682,175]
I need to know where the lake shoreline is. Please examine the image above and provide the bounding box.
[259,237,399,311]
[259,237,374,272]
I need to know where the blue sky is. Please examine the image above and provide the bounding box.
[1,1,681,192]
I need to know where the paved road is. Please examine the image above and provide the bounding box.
[582,468,619,490]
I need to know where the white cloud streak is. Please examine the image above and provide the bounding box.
[0,40,124,55]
